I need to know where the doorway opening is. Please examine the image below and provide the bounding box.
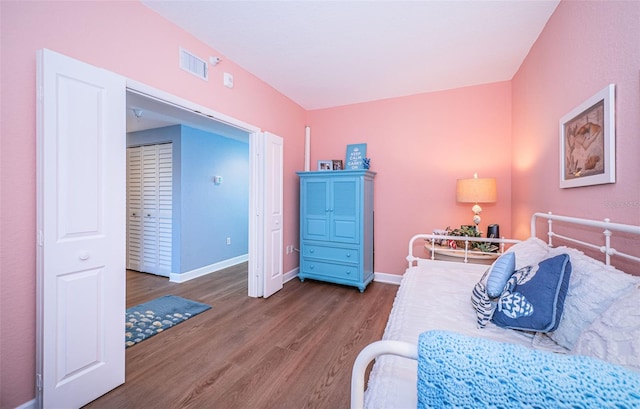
[126,91,251,283]
[125,85,265,297]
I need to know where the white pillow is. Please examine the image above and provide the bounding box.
[572,284,640,371]
[505,237,549,270]
[546,246,640,350]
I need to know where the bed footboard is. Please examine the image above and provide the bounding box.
[350,340,418,409]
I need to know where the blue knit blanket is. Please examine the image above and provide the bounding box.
[417,331,640,408]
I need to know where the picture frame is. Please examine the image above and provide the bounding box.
[345,143,367,169]
[559,84,615,188]
[317,160,332,171]
[332,159,343,170]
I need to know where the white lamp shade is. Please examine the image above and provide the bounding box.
[456,177,497,204]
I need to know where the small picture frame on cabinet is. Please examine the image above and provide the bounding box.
[332,160,343,170]
[318,160,332,171]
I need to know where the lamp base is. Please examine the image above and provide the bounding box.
[471,203,482,229]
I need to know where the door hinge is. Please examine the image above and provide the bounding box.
[36,373,43,391]
[38,230,44,246]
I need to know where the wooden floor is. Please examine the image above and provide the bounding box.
[84,264,398,409]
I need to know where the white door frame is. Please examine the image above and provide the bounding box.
[126,80,266,297]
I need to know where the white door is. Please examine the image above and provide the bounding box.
[262,132,284,298]
[36,49,126,408]
[127,144,172,276]
[126,147,143,270]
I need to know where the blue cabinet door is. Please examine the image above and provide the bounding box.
[301,178,329,241]
[301,176,359,243]
[330,178,359,243]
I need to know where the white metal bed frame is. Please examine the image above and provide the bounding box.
[351,212,640,409]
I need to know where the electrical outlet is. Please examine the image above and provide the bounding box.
[226,237,231,245]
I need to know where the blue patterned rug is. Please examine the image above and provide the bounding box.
[125,295,211,348]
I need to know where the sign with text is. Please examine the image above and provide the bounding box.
[345,143,367,169]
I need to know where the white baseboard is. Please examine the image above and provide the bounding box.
[169,254,249,283]
[373,271,402,285]
[15,399,36,409]
[283,267,299,283]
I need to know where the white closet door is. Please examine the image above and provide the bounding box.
[141,145,160,273]
[156,143,173,276]
[126,143,172,276]
[126,147,142,271]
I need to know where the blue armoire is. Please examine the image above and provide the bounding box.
[297,170,376,292]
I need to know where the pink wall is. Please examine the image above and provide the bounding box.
[307,82,513,276]
[2,0,639,407]
[511,1,640,260]
[0,2,305,407]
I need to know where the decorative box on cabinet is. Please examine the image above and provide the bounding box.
[297,170,376,292]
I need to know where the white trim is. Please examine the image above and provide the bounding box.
[373,272,402,285]
[126,79,260,133]
[283,267,300,283]
[15,399,36,409]
[170,254,249,283]
[248,131,263,297]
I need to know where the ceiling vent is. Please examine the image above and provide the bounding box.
[179,48,208,80]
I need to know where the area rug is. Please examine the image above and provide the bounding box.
[125,295,211,348]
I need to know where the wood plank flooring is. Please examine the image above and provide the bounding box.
[83,264,398,409]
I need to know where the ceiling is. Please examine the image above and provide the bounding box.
[126,91,250,140]
[141,0,560,111]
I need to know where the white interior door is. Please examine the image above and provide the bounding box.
[262,132,284,298]
[126,147,143,271]
[127,143,172,276]
[36,49,126,408]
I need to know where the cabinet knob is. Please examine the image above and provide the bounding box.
[346,253,351,257]
[345,270,351,275]
[310,264,315,269]
[309,249,315,253]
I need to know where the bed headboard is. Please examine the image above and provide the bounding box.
[408,212,640,269]
[531,212,640,266]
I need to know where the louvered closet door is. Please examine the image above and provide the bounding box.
[126,143,172,276]
[156,143,173,275]
[127,147,143,271]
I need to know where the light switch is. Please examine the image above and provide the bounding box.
[223,72,234,88]
[213,176,223,184]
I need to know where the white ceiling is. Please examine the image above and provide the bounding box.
[141,0,559,110]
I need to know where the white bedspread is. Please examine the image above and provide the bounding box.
[364,260,535,409]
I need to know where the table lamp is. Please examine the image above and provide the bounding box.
[456,173,497,230]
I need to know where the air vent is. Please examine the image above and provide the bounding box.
[179,48,208,80]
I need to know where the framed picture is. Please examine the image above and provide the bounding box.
[345,143,367,169]
[332,160,343,170]
[559,84,615,188]
[317,160,332,171]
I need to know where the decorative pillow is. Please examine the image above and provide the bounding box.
[545,246,640,350]
[492,254,572,332]
[505,237,550,270]
[572,284,640,371]
[471,269,495,328]
[485,252,516,298]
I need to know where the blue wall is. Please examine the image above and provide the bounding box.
[127,125,249,274]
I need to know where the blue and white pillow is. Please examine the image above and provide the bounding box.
[492,254,572,333]
[485,252,516,298]
[471,269,495,328]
